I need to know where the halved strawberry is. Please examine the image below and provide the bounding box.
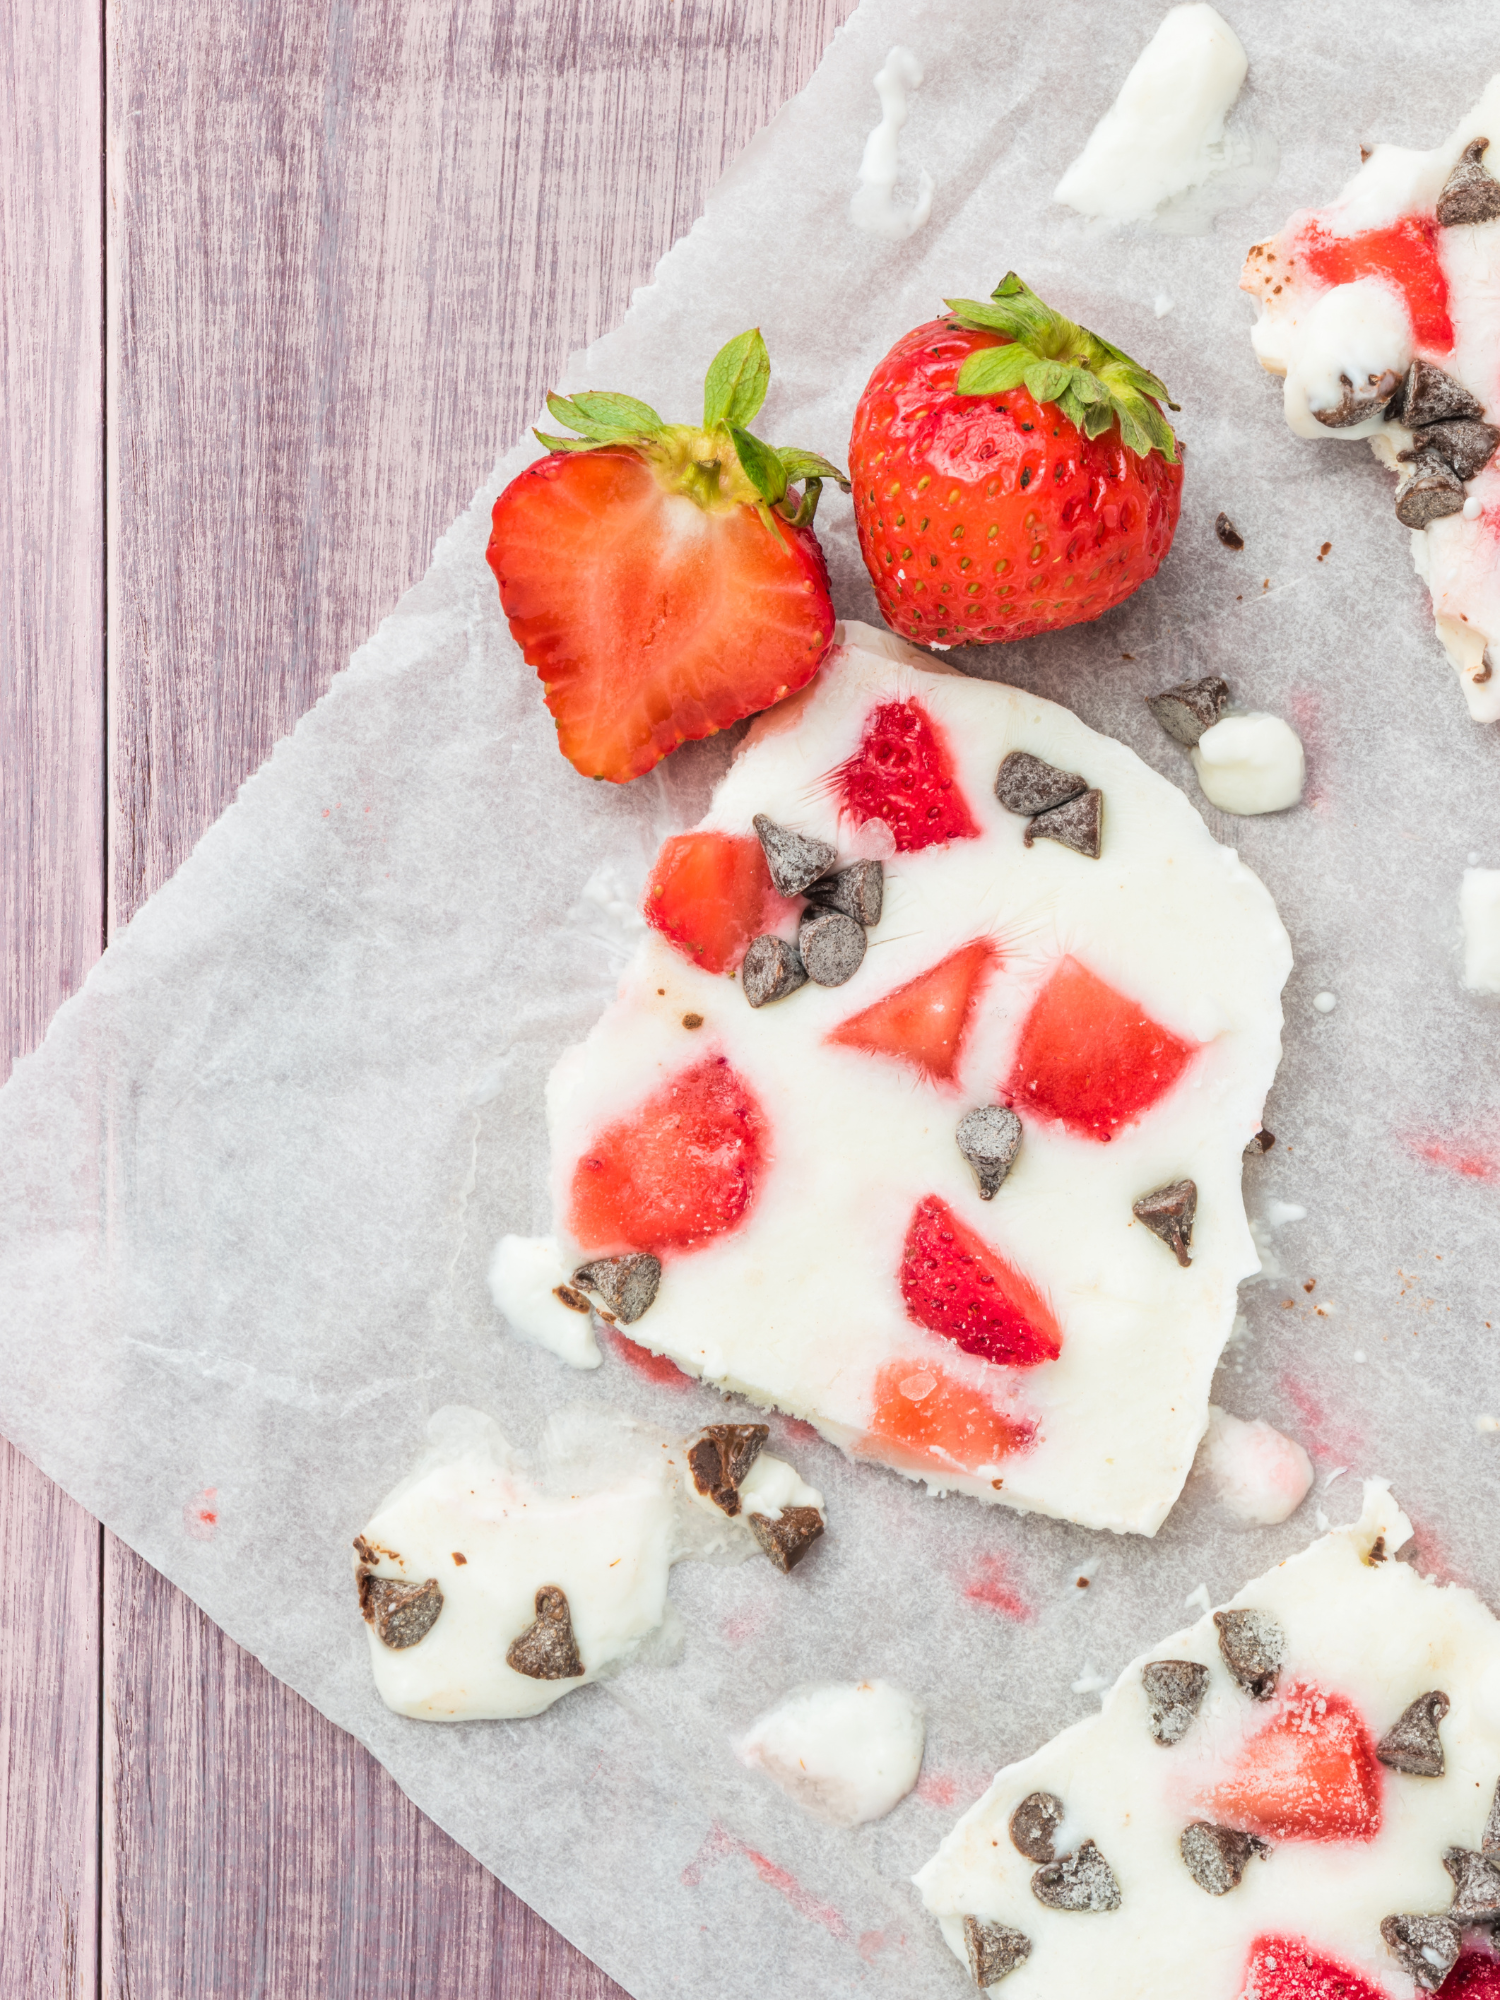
[1240,1937,1392,2000]
[569,1055,767,1255]
[863,1358,1033,1474]
[834,698,979,851]
[828,939,997,1082]
[644,831,789,975]
[487,332,848,783]
[1004,956,1196,1141]
[900,1194,1062,1367]
[1205,1684,1382,1845]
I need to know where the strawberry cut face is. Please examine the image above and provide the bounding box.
[1294,216,1453,352]
[834,697,980,852]
[863,1358,1033,1474]
[827,939,998,1083]
[1204,1684,1382,1845]
[1438,1953,1500,1999]
[643,831,789,975]
[1005,955,1197,1141]
[1240,1937,1393,2000]
[569,1055,767,1256]
[900,1195,1062,1367]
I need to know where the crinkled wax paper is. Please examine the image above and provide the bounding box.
[3,3,1499,1994]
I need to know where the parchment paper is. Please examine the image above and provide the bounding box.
[3,4,1499,1994]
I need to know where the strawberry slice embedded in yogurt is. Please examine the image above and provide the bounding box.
[644,831,790,975]
[1203,1683,1383,1845]
[1239,1936,1393,2000]
[1005,956,1197,1141]
[828,938,998,1084]
[834,697,980,852]
[863,1359,1033,1475]
[900,1194,1062,1367]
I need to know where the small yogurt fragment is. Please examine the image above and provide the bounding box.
[1460,867,1500,993]
[1191,712,1305,815]
[737,1679,924,1826]
[1197,1405,1313,1526]
[489,1233,601,1369]
[850,47,932,242]
[1270,280,1412,440]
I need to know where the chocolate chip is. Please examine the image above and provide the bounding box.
[1009,1791,1066,1863]
[1376,1690,1449,1776]
[1445,1846,1500,1924]
[572,1252,661,1325]
[798,907,867,986]
[1485,1777,1500,1853]
[357,1571,444,1650]
[1142,1659,1210,1745]
[1146,676,1230,748]
[1387,358,1484,430]
[752,813,837,897]
[1030,1840,1121,1913]
[748,1504,824,1572]
[957,1105,1022,1200]
[1437,136,1500,227]
[1215,513,1245,551]
[962,1916,1032,1987]
[804,859,884,927]
[1214,1608,1284,1700]
[1411,417,1500,482]
[1312,370,1404,430]
[1394,452,1466,529]
[1024,788,1102,859]
[995,750,1088,816]
[506,1584,583,1680]
[1380,1914,1462,1993]
[552,1283,592,1313]
[1244,1128,1275,1155]
[1132,1180,1197,1268]
[687,1423,769,1516]
[1179,1822,1268,1895]
[742,933,807,1007]
[681,1012,704,1030]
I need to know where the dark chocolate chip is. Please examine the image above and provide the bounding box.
[1215,513,1245,551]
[798,907,867,986]
[1142,1659,1210,1746]
[1380,1914,1462,1993]
[748,1504,825,1572]
[687,1423,769,1516]
[552,1283,592,1313]
[1214,1608,1285,1700]
[1412,418,1500,482]
[1024,789,1102,859]
[1244,1128,1275,1155]
[1394,454,1466,529]
[957,1105,1022,1200]
[752,813,837,897]
[1312,369,1404,431]
[742,933,807,1007]
[1485,1777,1500,1853]
[1387,358,1484,430]
[804,859,884,928]
[1437,137,1500,227]
[1147,676,1231,748]
[506,1584,583,1680]
[1029,1840,1121,1913]
[1376,1690,1449,1776]
[358,1571,444,1650]
[1445,1845,1500,1924]
[1132,1180,1197,1268]
[1179,1821,1268,1895]
[995,750,1088,817]
[572,1252,662,1325]
[1008,1791,1066,1863]
[962,1915,1032,1988]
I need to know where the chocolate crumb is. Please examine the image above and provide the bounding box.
[1318,542,1332,561]
[1142,1659,1210,1745]
[1437,136,1500,227]
[681,1012,704,1030]
[1360,145,1372,163]
[1376,1689,1449,1776]
[1366,1534,1387,1565]
[687,1423,769,1516]
[572,1252,662,1325]
[995,751,1087,817]
[1146,676,1230,747]
[1445,1845,1500,1924]
[1387,358,1484,430]
[1024,788,1103,860]
[1030,1839,1121,1913]
[1215,513,1245,551]
[742,932,807,1007]
[748,1504,824,1572]
[1244,1128,1275,1155]
[552,1283,592,1313]
[1009,1791,1066,1863]
[962,1915,1032,1987]
[1180,1821,1268,1895]
[1214,1608,1285,1700]
[1380,1914,1461,1993]
[752,813,837,897]
[452,1551,467,1565]
[1303,1279,1316,1293]
[957,1105,1023,1200]
[1076,1577,1089,1589]
[804,859,884,928]
[358,1572,444,1650]
[1132,1180,1197,1268]
[799,906,867,987]
[1483,1777,1500,1853]
[507,1584,583,1680]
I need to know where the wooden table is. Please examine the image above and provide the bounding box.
[0,3,857,1988]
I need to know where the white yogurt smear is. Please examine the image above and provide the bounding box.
[1191,712,1305,815]
[850,47,933,242]
[489,1233,600,1369]
[1263,279,1413,441]
[738,1680,925,1826]
[1198,1404,1313,1525]
[1460,867,1500,993]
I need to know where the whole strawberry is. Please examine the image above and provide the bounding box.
[849,274,1183,648]
[488,331,848,783]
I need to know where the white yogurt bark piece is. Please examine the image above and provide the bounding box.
[543,626,1290,1535]
[738,1679,926,1827]
[1243,79,1500,721]
[918,1483,1500,1998]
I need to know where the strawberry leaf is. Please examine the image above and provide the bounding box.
[955,344,1033,397]
[544,391,660,443]
[730,426,788,506]
[1023,358,1071,405]
[776,446,850,491]
[533,430,610,453]
[704,330,771,430]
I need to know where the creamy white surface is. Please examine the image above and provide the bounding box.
[1191,713,1305,815]
[489,1233,601,1369]
[849,45,933,240]
[917,1484,1500,1997]
[544,629,1291,1535]
[1198,1404,1313,1525]
[1460,867,1500,992]
[739,1679,926,1826]
[1261,280,1413,440]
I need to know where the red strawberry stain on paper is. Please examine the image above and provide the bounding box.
[1240,1933,1391,2000]
[916,1769,988,1811]
[603,1328,694,1391]
[680,1824,847,1940]
[961,1554,1034,1622]
[1407,1132,1500,1182]
[1279,1376,1364,1464]
[184,1488,219,1540]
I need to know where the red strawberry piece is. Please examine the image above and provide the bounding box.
[569,1055,767,1256]
[486,331,849,783]
[643,831,792,975]
[1240,1936,1393,2000]
[1437,1952,1500,1999]
[1205,1684,1383,1845]
[1004,956,1196,1141]
[863,1358,1033,1474]
[827,938,998,1083]
[834,698,979,852]
[1294,216,1453,352]
[848,274,1183,648]
[899,1194,1062,1367]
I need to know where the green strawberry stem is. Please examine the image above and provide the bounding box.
[534,329,850,530]
[946,274,1180,462]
